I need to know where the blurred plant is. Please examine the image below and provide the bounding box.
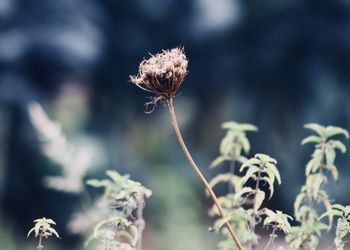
[130,47,244,250]
[321,204,350,250]
[28,102,94,193]
[86,170,151,250]
[286,124,349,250]
[209,121,292,250]
[27,217,59,250]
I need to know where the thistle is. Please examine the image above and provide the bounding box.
[130,47,244,250]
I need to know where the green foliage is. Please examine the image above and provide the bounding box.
[302,124,348,180]
[86,170,151,250]
[287,124,349,250]
[27,217,59,249]
[320,204,350,250]
[263,209,293,234]
[209,121,291,250]
[211,121,257,168]
[239,153,281,199]
[27,218,59,239]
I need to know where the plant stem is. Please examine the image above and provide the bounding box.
[249,164,263,250]
[229,161,236,194]
[37,234,43,250]
[136,194,146,250]
[264,227,277,250]
[167,98,244,250]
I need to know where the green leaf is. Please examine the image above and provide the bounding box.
[255,154,277,164]
[240,166,260,186]
[294,193,305,220]
[208,173,235,190]
[27,228,35,238]
[254,190,265,210]
[306,174,326,200]
[332,140,347,153]
[234,187,254,200]
[240,158,260,172]
[238,133,251,154]
[321,197,333,230]
[332,204,346,212]
[86,179,112,188]
[305,159,314,176]
[325,146,336,168]
[320,210,343,220]
[301,135,322,145]
[93,219,110,238]
[261,177,274,199]
[48,227,60,238]
[329,165,339,181]
[304,123,326,136]
[325,126,349,139]
[265,162,281,185]
[222,122,258,132]
[210,155,228,168]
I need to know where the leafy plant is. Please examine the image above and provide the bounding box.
[86,170,152,250]
[209,121,292,250]
[286,124,349,250]
[321,204,350,250]
[27,217,59,250]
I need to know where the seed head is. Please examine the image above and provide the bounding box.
[130,47,188,105]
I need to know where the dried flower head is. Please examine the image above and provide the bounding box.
[130,47,188,108]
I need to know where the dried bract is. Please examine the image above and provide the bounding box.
[130,47,188,106]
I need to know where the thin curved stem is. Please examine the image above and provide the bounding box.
[167,98,244,250]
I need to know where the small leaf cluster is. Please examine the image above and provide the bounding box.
[27,217,60,239]
[321,204,350,250]
[287,124,349,250]
[240,153,281,201]
[211,121,258,168]
[209,121,292,250]
[27,217,59,249]
[86,170,152,250]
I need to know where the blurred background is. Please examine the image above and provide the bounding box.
[0,0,350,249]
